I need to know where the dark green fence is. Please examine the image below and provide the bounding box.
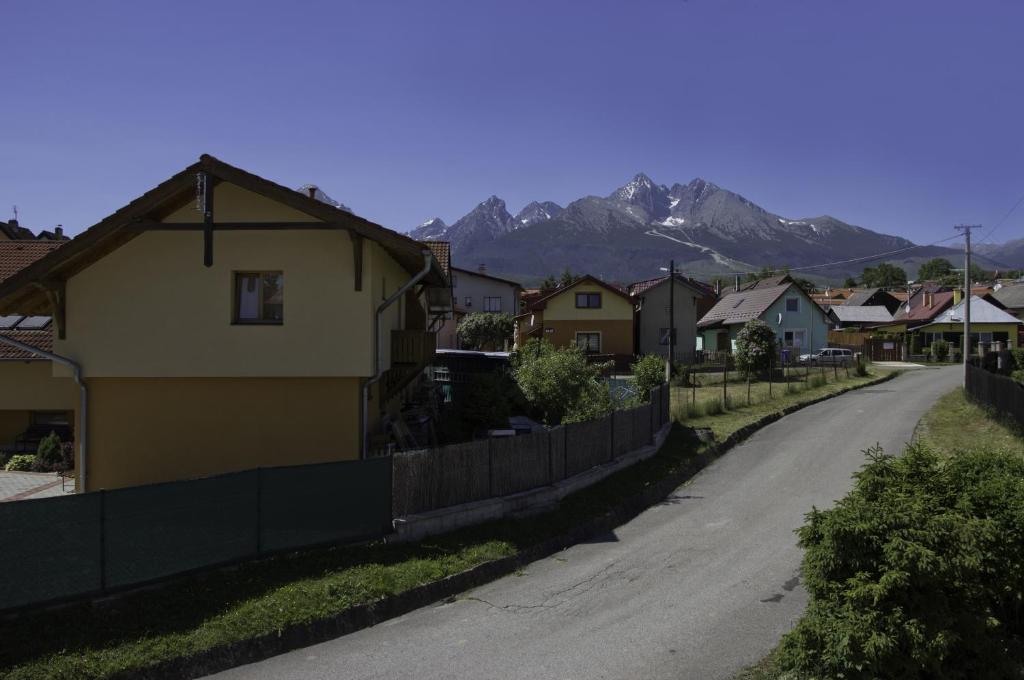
[966,363,1024,430]
[0,457,391,611]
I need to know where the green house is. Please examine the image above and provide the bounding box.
[697,276,830,355]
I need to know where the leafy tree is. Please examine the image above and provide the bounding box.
[34,431,63,472]
[917,257,954,282]
[842,276,858,287]
[792,276,816,293]
[539,275,558,294]
[512,339,613,425]
[559,267,576,288]
[457,312,515,351]
[630,354,665,402]
[734,319,777,376]
[860,262,907,288]
[931,338,950,361]
[776,444,1024,680]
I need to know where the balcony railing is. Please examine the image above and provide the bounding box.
[391,329,437,366]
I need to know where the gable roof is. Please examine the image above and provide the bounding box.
[843,288,881,306]
[697,282,794,328]
[450,266,524,289]
[0,155,447,314]
[829,305,893,324]
[922,296,1023,326]
[741,274,792,291]
[994,283,1024,310]
[0,241,66,283]
[526,274,630,311]
[0,220,35,240]
[627,273,715,299]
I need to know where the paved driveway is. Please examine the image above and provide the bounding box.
[209,366,961,680]
[0,470,72,501]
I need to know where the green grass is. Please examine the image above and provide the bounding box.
[673,366,892,441]
[915,387,1024,458]
[1,369,894,680]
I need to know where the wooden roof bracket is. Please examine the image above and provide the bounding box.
[349,231,364,292]
[201,171,215,267]
[32,279,66,340]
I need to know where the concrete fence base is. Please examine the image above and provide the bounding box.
[390,422,673,543]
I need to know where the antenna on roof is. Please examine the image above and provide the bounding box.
[11,205,18,221]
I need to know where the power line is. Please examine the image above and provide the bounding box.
[976,191,1024,246]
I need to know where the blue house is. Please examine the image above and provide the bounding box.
[697,275,830,354]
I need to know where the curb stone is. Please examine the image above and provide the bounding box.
[110,371,899,680]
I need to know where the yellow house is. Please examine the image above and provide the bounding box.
[915,295,1021,351]
[516,275,634,358]
[0,155,450,491]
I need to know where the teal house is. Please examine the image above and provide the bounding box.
[697,275,830,354]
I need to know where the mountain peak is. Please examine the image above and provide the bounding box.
[609,172,670,218]
[418,217,446,229]
[515,200,564,227]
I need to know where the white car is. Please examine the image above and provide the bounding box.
[798,348,854,366]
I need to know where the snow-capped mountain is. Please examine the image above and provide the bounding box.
[515,201,564,227]
[410,174,1006,283]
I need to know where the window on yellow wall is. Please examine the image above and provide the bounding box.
[234,272,284,324]
[576,332,601,353]
[575,292,601,308]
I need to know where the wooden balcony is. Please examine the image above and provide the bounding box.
[391,329,437,366]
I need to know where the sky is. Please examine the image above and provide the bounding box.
[2,0,1023,248]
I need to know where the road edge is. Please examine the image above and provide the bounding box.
[116,371,901,680]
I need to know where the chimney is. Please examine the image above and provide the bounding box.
[54,225,63,239]
[8,219,17,228]
[734,274,741,292]
[478,264,487,274]
[306,186,317,199]
[953,288,962,305]
[925,292,933,308]
[714,279,721,296]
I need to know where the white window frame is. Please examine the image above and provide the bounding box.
[483,296,502,312]
[575,331,602,354]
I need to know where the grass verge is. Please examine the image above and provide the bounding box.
[1,370,895,680]
[675,367,893,441]
[914,387,1024,458]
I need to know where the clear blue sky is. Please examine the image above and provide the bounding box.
[3,0,1023,246]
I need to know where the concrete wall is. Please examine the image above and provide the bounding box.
[635,279,701,358]
[452,270,519,317]
[83,377,361,491]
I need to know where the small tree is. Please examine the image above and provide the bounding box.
[917,257,954,282]
[861,262,907,288]
[734,319,777,377]
[842,276,858,288]
[630,354,665,402]
[34,431,63,472]
[539,275,558,294]
[932,338,950,362]
[457,312,515,350]
[559,267,576,288]
[513,339,612,425]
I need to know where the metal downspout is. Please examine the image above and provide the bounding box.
[0,335,88,490]
[362,249,435,459]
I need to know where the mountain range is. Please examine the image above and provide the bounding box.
[409,174,1013,285]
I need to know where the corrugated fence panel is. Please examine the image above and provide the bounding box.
[0,493,102,610]
[565,416,612,477]
[612,409,634,458]
[104,470,258,589]
[393,440,490,516]
[660,384,670,427]
[491,431,551,496]
[391,449,435,517]
[549,426,566,482]
[261,457,391,552]
[966,364,1024,431]
[633,404,652,450]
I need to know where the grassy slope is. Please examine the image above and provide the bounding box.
[915,387,1024,458]
[1,370,891,680]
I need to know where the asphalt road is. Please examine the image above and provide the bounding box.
[211,366,961,680]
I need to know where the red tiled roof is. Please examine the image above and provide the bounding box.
[899,291,955,322]
[628,274,716,298]
[0,241,65,283]
[0,329,52,360]
[422,241,451,277]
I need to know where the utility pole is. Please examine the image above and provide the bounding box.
[955,224,979,387]
[669,259,675,371]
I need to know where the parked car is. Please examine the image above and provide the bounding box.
[799,348,854,366]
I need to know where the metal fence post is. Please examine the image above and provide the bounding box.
[487,437,494,498]
[609,413,615,462]
[99,488,107,593]
[547,429,553,485]
[255,467,263,554]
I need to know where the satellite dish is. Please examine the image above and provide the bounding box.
[777,313,783,325]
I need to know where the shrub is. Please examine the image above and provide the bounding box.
[776,444,1024,680]
[513,339,613,425]
[932,339,950,362]
[1011,369,1024,385]
[33,431,63,472]
[4,454,36,472]
[807,373,826,389]
[669,363,691,387]
[630,354,665,402]
[854,357,869,376]
[457,312,515,351]
[734,319,777,377]
[1011,347,1024,371]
